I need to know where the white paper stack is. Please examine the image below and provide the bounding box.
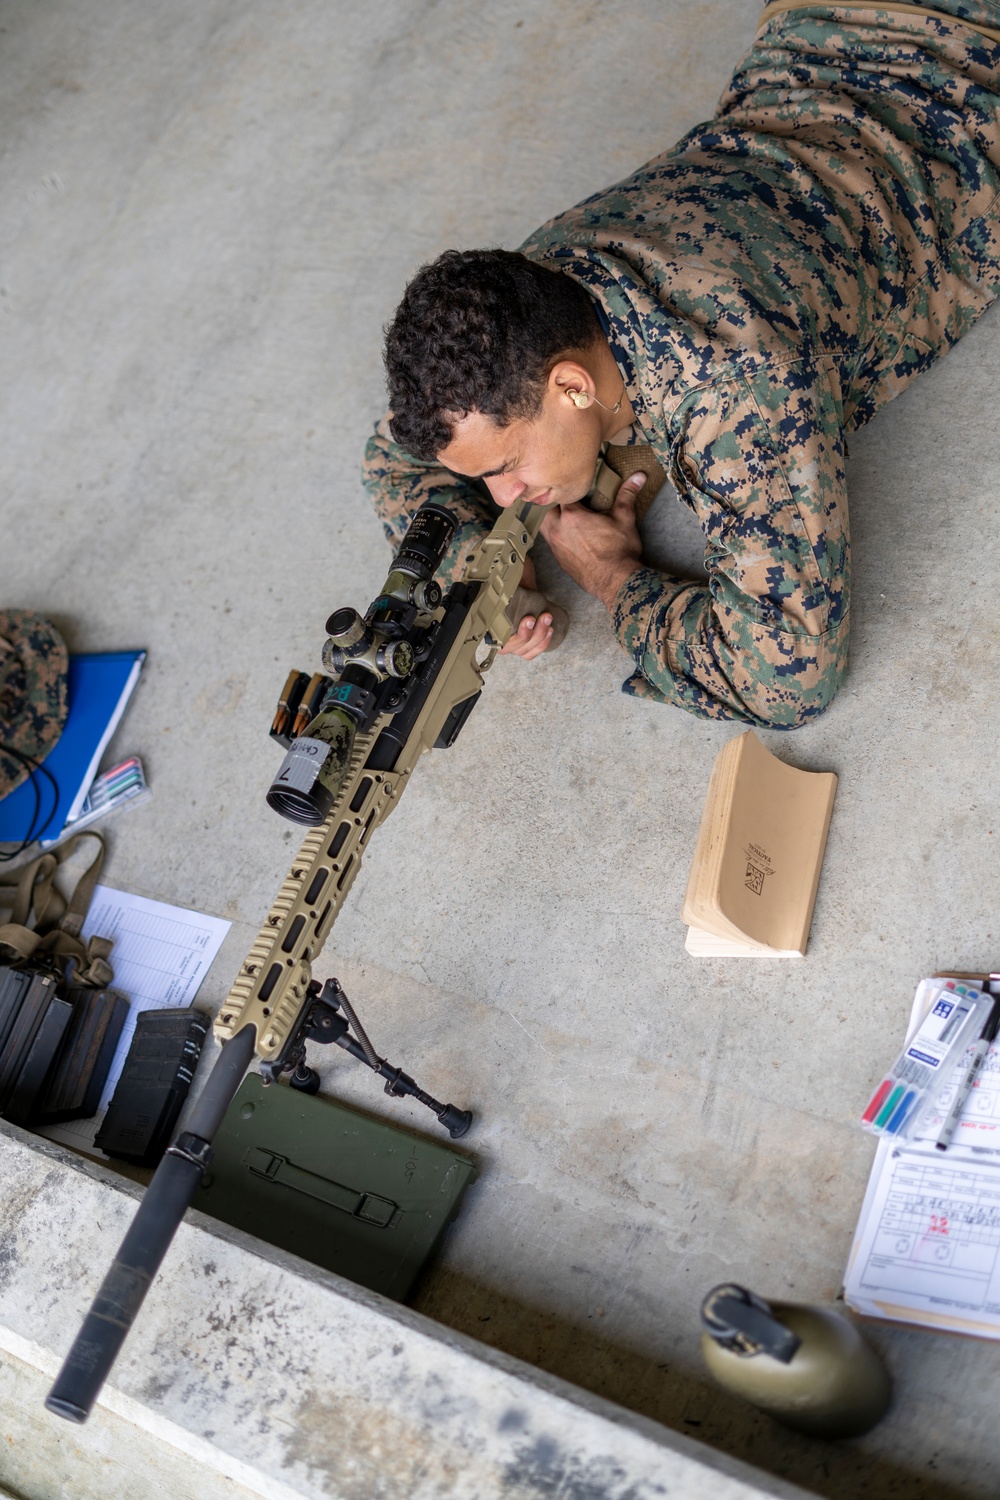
[844,977,1000,1339]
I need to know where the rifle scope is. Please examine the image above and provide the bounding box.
[266,504,457,826]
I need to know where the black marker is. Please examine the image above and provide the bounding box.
[935,995,1000,1151]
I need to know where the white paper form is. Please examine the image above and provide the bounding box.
[36,885,230,1157]
[844,975,1000,1335]
[844,1144,1000,1337]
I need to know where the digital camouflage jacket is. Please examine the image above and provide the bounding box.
[363,1,1000,727]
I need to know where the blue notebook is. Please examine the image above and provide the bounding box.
[0,651,146,847]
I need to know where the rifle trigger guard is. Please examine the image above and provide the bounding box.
[477,636,500,671]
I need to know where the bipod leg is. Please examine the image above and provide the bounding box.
[377,1061,473,1139]
[316,978,473,1140]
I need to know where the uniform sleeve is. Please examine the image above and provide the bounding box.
[362,414,499,586]
[611,359,851,728]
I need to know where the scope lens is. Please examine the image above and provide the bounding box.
[393,503,457,579]
[266,710,355,826]
[326,606,360,639]
[266,780,333,826]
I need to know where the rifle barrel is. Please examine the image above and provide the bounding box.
[45,1025,257,1422]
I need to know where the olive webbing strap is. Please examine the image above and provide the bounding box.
[0,832,114,986]
[757,0,1000,47]
[590,443,667,525]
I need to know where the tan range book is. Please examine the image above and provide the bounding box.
[682,730,837,957]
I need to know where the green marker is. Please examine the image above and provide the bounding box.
[874,1084,905,1129]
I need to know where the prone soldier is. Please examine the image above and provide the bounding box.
[363,0,1000,729]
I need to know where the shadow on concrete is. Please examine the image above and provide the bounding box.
[412,1269,975,1500]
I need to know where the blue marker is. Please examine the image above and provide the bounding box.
[885,1089,918,1135]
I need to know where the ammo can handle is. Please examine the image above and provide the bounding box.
[45,1026,256,1423]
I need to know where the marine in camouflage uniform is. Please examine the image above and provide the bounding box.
[363,1,1000,728]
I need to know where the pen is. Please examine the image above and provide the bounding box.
[934,994,1000,1151]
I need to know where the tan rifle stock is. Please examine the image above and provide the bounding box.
[214,499,547,1063]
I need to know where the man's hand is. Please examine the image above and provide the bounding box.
[499,555,556,659]
[500,610,556,659]
[499,471,647,659]
[541,471,646,612]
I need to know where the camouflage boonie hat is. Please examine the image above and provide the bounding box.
[0,610,69,800]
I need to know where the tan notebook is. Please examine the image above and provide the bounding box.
[682,731,837,957]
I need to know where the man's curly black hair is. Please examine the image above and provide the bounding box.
[384,248,601,461]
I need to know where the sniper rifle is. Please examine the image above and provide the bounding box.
[46,497,546,1423]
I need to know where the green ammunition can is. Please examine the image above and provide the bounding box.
[197,1074,477,1302]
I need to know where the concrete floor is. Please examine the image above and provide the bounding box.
[0,1342,260,1500]
[4,1,1000,1496]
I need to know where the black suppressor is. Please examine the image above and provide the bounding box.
[45,1027,257,1423]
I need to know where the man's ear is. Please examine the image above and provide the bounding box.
[548,358,596,408]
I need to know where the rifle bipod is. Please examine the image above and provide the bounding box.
[259,976,473,1140]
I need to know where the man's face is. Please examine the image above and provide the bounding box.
[437,382,602,509]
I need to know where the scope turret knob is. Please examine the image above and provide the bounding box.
[379,639,415,678]
[321,639,345,674]
[326,607,366,645]
[413,579,442,610]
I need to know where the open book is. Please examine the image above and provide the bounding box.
[682,731,837,957]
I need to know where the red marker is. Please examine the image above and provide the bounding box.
[862,1079,893,1124]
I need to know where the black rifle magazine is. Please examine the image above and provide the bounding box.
[32,987,130,1124]
[0,972,59,1115]
[94,1007,210,1167]
[195,1074,477,1302]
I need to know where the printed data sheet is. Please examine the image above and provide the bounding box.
[844,1144,1000,1337]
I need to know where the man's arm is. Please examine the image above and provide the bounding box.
[544,360,851,729]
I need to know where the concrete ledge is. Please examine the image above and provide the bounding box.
[0,1124,817,1500]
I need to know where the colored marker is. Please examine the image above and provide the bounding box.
[874,1084,905,1130]
[885,1089,918,1135]
[87,759,142,808]
[861,981,992,1139]
[862,1078,894,1123]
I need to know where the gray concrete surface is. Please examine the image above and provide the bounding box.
[0,1338,262,1500]
[0,1125,819,1500]
[3,1,1000,1496]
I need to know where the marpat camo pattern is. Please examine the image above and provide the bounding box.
[364,2,1000,727]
